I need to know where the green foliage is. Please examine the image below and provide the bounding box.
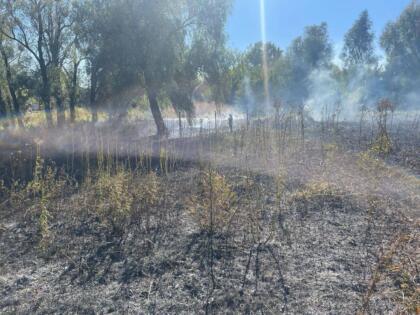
[290,22,332,69]
[380,2,420,104]
[76,0,232,132]
[239,42,282,109]
[244,42,283,70]
[233,22,333,113]
[381,2,420,68]
[0,0,418,125]
[341,10,377,67]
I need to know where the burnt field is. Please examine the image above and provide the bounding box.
[0,116,419,314]
[1,0,420,313]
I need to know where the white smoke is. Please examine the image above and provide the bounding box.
[305,68,341,121]
[403,91,420,109]
[305,65,387,121]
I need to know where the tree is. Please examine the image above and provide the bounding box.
[73,1,98,122]
[44,0,75,126]
[341,10,376,67]
[0,0,76,127]
[204,47,237,109]
[0,37,24,127]
[226,42,282,115]
[64,44,83,123]
[0,0,52,126]
[274,23,332,105]
[142,0,232,135]
[244,42,282,69]
[380,1,420,105]
[168,45,200,124]
[381,1,420,67]
[80,0,232,136]
[73,0,122,123]
[0,81,9,120]
[295,22,332,69]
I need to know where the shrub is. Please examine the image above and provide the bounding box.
[370,133,392,155]
[133,171,161,231]
[25,148,67,251]
[189,169,236,234]
[372,98,395,155]
[138,171,160,208]
[94,169,134,232]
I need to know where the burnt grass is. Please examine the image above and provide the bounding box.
[0,121,419,314]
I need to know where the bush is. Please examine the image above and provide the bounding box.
[93,169,134,232]
[132,171,161,232]
[189,169,237,234]
[25,148,67,251]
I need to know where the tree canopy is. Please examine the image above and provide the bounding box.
[0,1,419,131]
[341,10,377,67]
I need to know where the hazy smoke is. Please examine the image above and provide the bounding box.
[305,68,342,121]
[304,64,420,121]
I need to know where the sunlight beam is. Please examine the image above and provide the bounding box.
[259,0,271,112]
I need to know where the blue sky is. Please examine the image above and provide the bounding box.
[226,0,411,53]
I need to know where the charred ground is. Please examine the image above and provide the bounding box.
[0,117,419,314]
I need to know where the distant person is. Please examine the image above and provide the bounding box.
[228,114,233,133]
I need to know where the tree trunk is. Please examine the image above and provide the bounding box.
[69,96,76,123]
[299,106,305,149]
[91,107,98,123]
[40,64,53,127]
[0,86,8,119]
[55,95,66,126]
[178,111,182,137]
[36,13,53,128]
[53,68,65,126]
[214,110,217,133]
[90,68,98,123]
[69,62,79,124]
[147,90,168,137]
[0,45,24,128]
[69,102,76,123]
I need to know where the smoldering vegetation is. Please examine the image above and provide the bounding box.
[0,108,419,314]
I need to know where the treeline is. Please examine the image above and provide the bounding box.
[0,0,233,135]
[0,1,419,134]
[229,2,420,117]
